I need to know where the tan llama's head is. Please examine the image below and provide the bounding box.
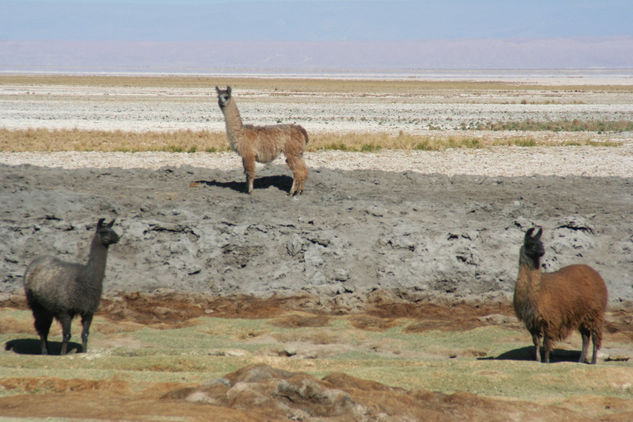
[216,86,232,109]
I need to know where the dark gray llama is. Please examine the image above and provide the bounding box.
[24,218,120,355]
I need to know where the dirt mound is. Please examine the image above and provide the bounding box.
[162,363,586,421]
[2,364,630,422]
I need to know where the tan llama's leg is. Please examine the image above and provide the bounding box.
[242,154,256,194]
[286,155,308,196]
[531,332,542,362]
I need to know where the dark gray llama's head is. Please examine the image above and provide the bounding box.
[96,218,120,247]
[216,86,232,109]
[522,226,545,267]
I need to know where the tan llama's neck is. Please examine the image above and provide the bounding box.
[221,98,244,150]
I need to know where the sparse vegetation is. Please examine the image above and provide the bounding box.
[471,119,633,133]
[2,74,633,94]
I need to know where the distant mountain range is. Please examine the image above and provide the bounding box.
[2,38,633,74]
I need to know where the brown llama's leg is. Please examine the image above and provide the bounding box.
[286,154,308,196]
[241,154,256,194]
[542,335,553,363]
[531,332,542,362]
[591,328,602,364]
[579,328,591,363]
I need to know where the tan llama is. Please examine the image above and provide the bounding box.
[215,86,309,196]
[514,227,608,364]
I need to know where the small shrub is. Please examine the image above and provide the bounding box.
[323,143,348,151]
[414,141,433,151]
[360,143,381,152]
[514,138,537,147]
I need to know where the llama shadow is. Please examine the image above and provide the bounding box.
[478,346,582,363]
[193,175,293,194]
[5,338,82,355]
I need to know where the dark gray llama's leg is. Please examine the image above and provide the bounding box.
[81,313,93,353]
[34,311,54,355]
[59,314,73,355]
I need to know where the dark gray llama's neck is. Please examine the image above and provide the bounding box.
[82,235,109,286]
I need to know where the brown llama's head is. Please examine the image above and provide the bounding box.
[216,86,232,109]
[521,226,545,268]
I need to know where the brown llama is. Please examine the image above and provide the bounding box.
[215,86,309,196]
[513,227,607,364]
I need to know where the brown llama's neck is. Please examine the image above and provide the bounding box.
[515,247,543,313]
[220,98,244,150]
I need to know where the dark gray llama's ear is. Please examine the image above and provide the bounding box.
[215,86,221,94]
[226,86,232,96]
[97,218,105,229]
[534,227,543,239]
[525,226,543,240]
[107,219,115,228]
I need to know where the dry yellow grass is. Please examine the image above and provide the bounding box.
[0,128,619,153]
[0,128,228,153]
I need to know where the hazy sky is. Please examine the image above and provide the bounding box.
[3,0,633,42]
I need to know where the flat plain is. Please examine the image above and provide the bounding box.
[1,74,632,421]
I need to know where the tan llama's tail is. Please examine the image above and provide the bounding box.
[299,126,309,144]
